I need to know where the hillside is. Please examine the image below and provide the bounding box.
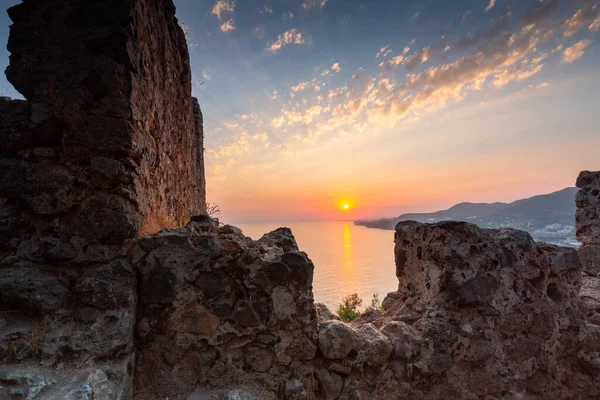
[355,187,578,246]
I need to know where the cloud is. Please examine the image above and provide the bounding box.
[520,0,560,25]
[211,0,236,20]
[331,63,342,72]
[563,5,599,37]
[302,0,327,9]
[562,39,592,63]
[376,46,390,58]
[484,0,496,13]
[448,10,472,30]
[456,11,510,51]
[219,19,236,32]
[328,86,347,99]
[267,29,309,53]
[591,16,600,32]
[411,12,420,22]
[202,70,212,80]
[378,55,405,74]
[493,56,547,87]
[261,5,273,14]
[401,39,447,72]
[291,80,314,93]
[271,116,285,128]
[365,19,556,125]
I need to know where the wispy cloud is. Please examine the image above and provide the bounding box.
[260,5,273,14]
[219,19,236,32]
[376,45,391,59]
[331,62,342,72]
[302,0,327,10]
[520,0,560,25]
[211,0,235,20]
[266,29,309,53]
[563,5,599,37]
[562,39,592,63]
[448,10,472,30]
[484,0,496,13]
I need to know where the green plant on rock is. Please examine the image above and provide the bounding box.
[365,292,384,312]
[336,293,362,322]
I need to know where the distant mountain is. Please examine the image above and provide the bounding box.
[355,187,579,246]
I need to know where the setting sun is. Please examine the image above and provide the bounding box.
[343,204,350,210]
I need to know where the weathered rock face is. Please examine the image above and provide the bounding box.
[1,0,206,247]
[576,170,600,351]
[1,0,599,399]
[133,220,318,398]
[381,221,599,399]
[577,171,600,275]
[0,0,205,398]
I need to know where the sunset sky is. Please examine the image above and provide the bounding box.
[1,0,599,222]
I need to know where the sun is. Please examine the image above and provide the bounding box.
[343,203,350,210]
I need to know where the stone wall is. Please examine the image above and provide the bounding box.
[1,0,599,399]
[577,171,600,275]
[0,0,205,398]
[1,0,206,246]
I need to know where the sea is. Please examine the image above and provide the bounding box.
[232,220,398,312]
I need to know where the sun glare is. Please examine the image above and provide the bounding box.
[343,203,350,210]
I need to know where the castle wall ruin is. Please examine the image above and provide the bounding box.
[0,1,598,399]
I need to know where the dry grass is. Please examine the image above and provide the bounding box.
[1,315,49,363]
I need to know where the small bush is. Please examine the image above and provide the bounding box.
[365,292,384,312]
[337,293,362,322]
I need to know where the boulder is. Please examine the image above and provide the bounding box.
[318,321,364,360]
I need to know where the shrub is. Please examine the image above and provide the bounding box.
[365,292,384,312]
[337,293,362,322]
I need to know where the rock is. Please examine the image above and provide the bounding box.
[221,389,260,400]
[315,368,343,399]
[0,264,69,313]
[315,302,340,323]
[259,228,299,253]
[187,388,211,400]
[284,379,307,400]
[380,321,422,360]
[356,324,393,366]
[577,171,600,244]
[579,243,600,276]
[244,346,275,373]
[318,321,364,359]
[231,299,270,327]
[326,362,352,375]
[169,301,220,336]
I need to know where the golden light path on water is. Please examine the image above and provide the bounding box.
[234,220,398,311]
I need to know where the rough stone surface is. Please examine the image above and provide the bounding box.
[0,0,204,398]
[577,171,600,281]
[577,170,600,244]
[133,219,318,398]
[2,0,206,249]
[579,243,600,276]
[2,0,600,398]
[318,321,364,360]
[380,220,599,399]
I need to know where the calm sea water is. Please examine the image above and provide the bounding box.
[233,220,398,311]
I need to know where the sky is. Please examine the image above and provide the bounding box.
[1,0,600,223]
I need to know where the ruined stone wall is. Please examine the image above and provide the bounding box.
[1,0,205,247]
[132,218,318,399]
[0,0,205,398]
[1,0,599,399]
[577,171,600,276]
